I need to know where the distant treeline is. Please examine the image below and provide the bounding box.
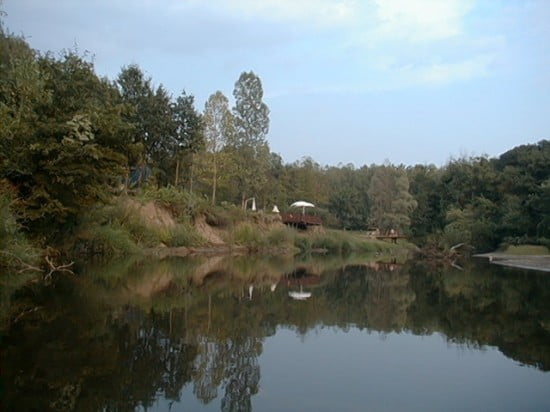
[1,19,549,255]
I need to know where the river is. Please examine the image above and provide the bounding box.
[2,254,550,411]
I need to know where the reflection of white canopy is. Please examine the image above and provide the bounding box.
[288,291,312,300]
[288,285,311,300]
[290,201,315,208]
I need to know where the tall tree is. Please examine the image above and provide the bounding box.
[117,65,176,185]
[327,164,371,230]
[172,90,203,189]
[407,164,444,239]
[368,165,417,233]
[202,91,233,205]
[231,71,270,207]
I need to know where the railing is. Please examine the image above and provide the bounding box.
[281,213,322,226]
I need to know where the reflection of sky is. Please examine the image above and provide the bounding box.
[256,328,550,412]
[4,1,550,166]
[144,327,550,411]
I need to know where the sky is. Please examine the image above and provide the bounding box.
[2,0,549,167]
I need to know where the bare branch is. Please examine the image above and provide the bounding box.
[0,250,42,273]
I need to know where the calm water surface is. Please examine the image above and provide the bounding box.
[2,254,550,411]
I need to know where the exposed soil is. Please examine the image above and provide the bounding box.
[123,198,176,230]
[474,253,550,273]
[194,215,225,245]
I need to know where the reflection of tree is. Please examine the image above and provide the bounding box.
[193,337,225,403]
[408,262,550,370]
[3,256,550,411]
[365,269,415,332]
[221,337,261,412]
[192,336,261,410]
[75,309,198,411]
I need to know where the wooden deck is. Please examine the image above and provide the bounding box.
[375,235,406,243]
[281,213,322,229]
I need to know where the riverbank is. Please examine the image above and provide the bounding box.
[143,231,413,259]
[66,192,415,260]
[474,253,550,273]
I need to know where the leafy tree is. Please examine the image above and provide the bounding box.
[327,164,370,230]
[201,91,233,204]
[230,71,270,207]
[367,165,417,233]
[284,157,329,207]
[0,42,131,237]
[407,164,444,240]
[172,90,203,189]
[495,140,550,239]
[260,152,287,210]
[117,65,176,185]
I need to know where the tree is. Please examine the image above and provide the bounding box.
[230,71,270,207]
[0,44,131,236]
[172,90,203,189]
[326,164,371,230]
[407,164,444,239]
[201,91,233,204]
[117,65,176,185]
[367,165,417,233]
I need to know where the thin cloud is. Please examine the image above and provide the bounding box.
[371,0,475,43]
[414,55,493,85]
[183,0,359,27]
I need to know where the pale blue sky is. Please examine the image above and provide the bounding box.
[3,0,549,166]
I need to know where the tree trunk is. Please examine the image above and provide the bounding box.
[212,157,217,205]
[174,156,180,187]
[189,153,194,193]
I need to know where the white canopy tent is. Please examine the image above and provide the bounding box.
[290,201,315,215]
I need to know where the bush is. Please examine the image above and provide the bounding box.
[74,223,140,258]
[166,224,204,247]
[0,183,40,269]
[205,204,245,228]
[311,233,342,252]
[139,186,207,219]
[266,227,295,247]
[230,223,266,248]
[294,235,312,253]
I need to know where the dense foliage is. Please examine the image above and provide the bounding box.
[1,19,549,262]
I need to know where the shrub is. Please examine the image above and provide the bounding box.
[294,235,312,253]
[139,186,207,219]
[166,224,204,247]
[266,227,295,247]
[230,223,266,248]
[0,183,40,269]
[311,233,342,252]
[204,204,245,228]
[74,223,140,258]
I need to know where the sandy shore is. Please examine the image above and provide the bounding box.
[474,253,550,273]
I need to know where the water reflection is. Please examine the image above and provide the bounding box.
[2,255,550,410]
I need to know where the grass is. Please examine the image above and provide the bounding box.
[294,229,413,255]
[166,223,204,247]
[70,194,205,256]
[502,244,549,255]
[139,186,208,220]
[227,222,268,249]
